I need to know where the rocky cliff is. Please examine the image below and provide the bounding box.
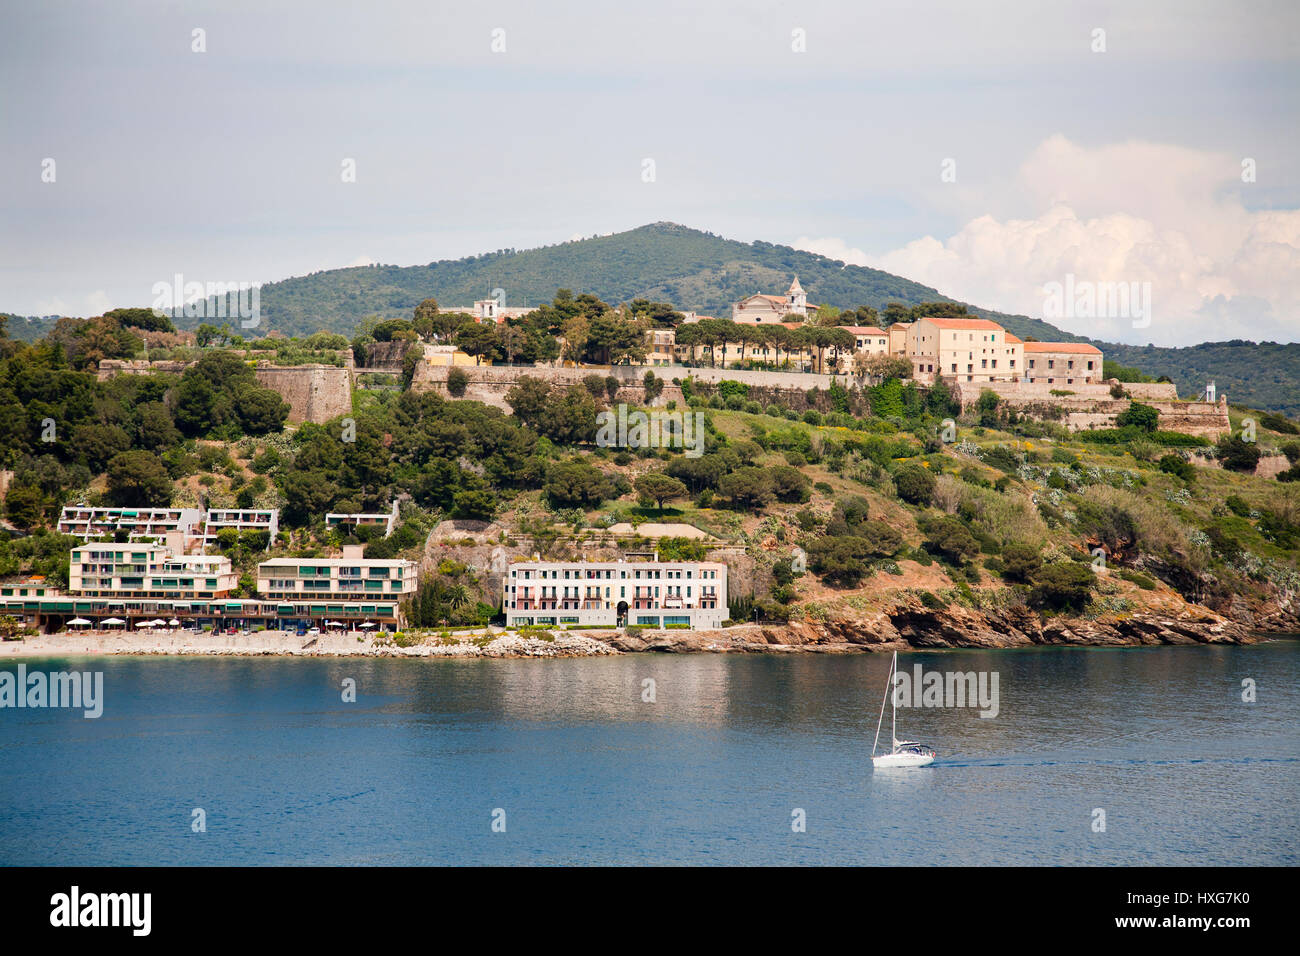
[599,591,1289,655]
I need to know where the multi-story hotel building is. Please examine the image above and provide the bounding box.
[504,559,727,630]
[0,541,414,634]
[69,537,237,599]
[256,545,416,602]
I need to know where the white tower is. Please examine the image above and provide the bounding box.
[787,276,807,316]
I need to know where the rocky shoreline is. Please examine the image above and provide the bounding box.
[2,595,1294,660]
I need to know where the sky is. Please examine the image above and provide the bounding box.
[1,0,1297,347]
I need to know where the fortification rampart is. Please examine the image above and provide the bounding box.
[951,379,1229,437]
[253,365,353,424]
[97,356,354,424]
[411,363,683,410]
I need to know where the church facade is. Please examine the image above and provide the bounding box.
[732,276,809,323]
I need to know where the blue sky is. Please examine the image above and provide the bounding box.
[2,0,1297,345]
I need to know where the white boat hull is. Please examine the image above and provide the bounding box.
[872,752,935,768]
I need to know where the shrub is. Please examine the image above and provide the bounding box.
[1261,413,1299,435]
[1216,434,1261,472]
[769,465,812,503]
[920,515,980,565]
[446,367,469,397]
[982,446,1020,475]
[1225,495,1251,517]
[893,464,936,506]
[1001,543,1042,583]
[1157,454,1195,482]
[808,528,902,586]
[1119,569,1158,590]
[1116,402,1160,432]
[1030,563,1095,611]
[802,410,823,426]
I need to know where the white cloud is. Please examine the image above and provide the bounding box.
[796,136,1300,346]
[86,290,113,316]
[346,255,375,267]
[31,291,115,318]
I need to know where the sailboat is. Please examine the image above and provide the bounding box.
[871,650,937,768]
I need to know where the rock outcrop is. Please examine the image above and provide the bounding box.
[597,597,1262,654]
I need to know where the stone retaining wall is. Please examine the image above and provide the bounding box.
[98,356,355,424]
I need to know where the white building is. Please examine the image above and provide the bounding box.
[57,505,203,542]
[69,535,237,599]
[504,559,728,629]
[201,508,279,549]
[256,544,416,601]
[325,501,400,538]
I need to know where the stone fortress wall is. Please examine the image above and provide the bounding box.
[950,380,1231,438]
[95,351,1233,438]
[97,353,355,425]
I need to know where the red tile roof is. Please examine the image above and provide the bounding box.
[1022,341,1102,354]
[839,326,886,335]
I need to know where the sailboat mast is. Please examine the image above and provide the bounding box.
[871,651,892,757]
[891,651,897,751]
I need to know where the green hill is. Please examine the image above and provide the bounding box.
[183,221,1053,337]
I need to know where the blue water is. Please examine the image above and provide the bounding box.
[1,642,1296,865]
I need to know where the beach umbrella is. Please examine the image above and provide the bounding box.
[101,617,125,626]
[150,619,167,626]
[68,618,92,626]
[136,620,155,628]
[168,618,180,626]
[359,622,376,629]
[325,620,345,628]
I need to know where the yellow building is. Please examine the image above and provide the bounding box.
[907,317,1017,385]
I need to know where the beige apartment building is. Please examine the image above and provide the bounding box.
[906,317,1021,385]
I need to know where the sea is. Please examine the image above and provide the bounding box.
[1,640,1296,865]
